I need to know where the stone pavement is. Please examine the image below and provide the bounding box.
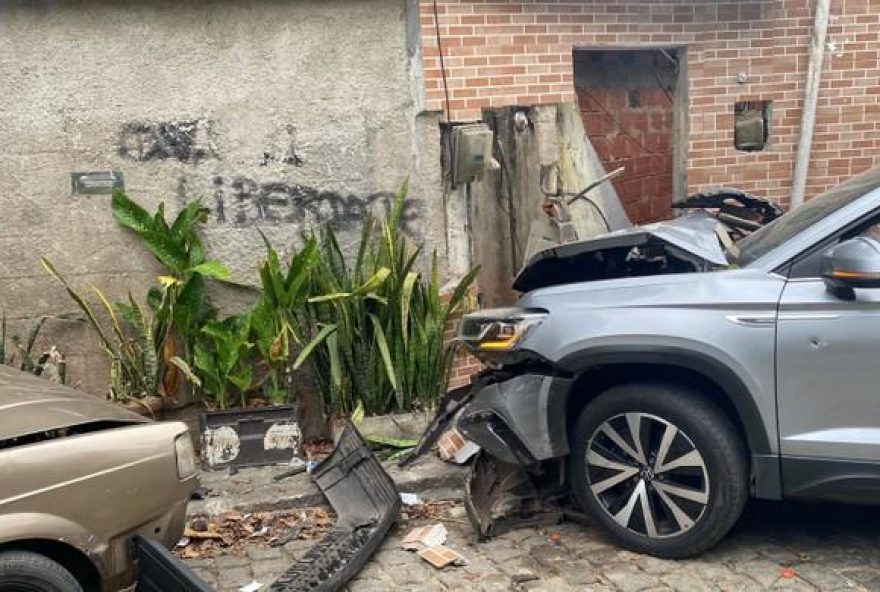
[184,497,880,591]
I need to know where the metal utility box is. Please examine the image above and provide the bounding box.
[451,124,494,185]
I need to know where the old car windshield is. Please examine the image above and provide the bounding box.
[731,166,880,266]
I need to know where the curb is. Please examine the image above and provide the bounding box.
[188,454,467,517]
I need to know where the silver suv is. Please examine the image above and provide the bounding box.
[450,166,880,558]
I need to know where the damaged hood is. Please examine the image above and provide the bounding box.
[513,212,728,292]
[0,365,145,441]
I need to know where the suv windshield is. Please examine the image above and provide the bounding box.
[732,166,880,266]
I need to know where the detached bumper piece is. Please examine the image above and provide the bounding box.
[269,420,401,592]
[131,535,213,592]
[134,421,399,592]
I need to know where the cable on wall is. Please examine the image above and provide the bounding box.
[432,0,452,122]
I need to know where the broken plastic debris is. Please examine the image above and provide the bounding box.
[400,492,421,506]
[305,460,319,473]
[402,523,448,551]
[437,428,480,464]
[239,582,262,592]
[176,537,190,548]
[418,545,468,569]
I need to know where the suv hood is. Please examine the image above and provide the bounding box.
[513,212,728,292]
[0,365,146,441]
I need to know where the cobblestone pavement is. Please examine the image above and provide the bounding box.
[185,499,880,591]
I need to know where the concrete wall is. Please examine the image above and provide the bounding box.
[0,0,456,395]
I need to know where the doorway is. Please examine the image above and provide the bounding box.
[573,47,687,223]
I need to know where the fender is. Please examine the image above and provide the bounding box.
[0,512,108,578]
[558,345,772,456]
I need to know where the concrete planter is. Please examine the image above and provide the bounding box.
[200,405,301,470]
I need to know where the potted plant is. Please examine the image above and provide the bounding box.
[41,259,164,416]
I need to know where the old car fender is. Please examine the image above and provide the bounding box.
[0,512,108,576]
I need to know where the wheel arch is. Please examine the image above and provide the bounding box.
[557,346,780,499]
[0,539,101,591]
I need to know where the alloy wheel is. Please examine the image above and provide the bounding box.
[585,412,709,538]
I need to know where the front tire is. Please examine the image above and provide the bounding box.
[570,382,748,558]
[0,551,83,592]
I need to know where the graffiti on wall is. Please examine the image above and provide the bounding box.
[259,124,304,167]
[119,120,218,163]
[176,175,420,234]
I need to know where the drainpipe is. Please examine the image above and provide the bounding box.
[790,0,831,209]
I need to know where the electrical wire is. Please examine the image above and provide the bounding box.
[566,194,612,232]
[432,0,452,122]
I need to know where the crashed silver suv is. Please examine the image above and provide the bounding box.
[447,166,880,558]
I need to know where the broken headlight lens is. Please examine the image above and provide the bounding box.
[175,432,197,480]
[459,308,547,352]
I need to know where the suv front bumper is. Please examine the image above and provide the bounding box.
[401,369,572,468]
[458,373,572,465]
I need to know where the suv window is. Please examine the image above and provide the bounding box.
[731,166,880,267]
[787,212,880,278]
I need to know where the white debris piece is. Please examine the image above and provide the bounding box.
[402,523,448,551]
[239,581,263,592]
[400,492,422,506]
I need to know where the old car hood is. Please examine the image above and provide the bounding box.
[512,212,728,292]
[0,365,146,441]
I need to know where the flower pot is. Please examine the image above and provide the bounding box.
[199,404,301,470]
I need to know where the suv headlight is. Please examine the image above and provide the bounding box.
[459,307,547,353]
[175,432,197,479]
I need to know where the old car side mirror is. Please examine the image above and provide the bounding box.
[822,237,880,299]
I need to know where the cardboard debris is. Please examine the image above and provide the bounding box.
[402,523,448,551]
[437,428,480,464]
[418,544,468,569]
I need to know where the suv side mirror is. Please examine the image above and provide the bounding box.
[822,237,880,299]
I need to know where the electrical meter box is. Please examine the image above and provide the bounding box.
[451,124,493,185]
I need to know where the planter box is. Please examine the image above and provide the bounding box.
[200,405,301,470]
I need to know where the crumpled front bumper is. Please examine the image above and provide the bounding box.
[402,369,573,539]
[402,370,572,469]
[458,373,572,466]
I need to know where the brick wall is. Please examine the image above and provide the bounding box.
[579,87,674,222]
[420,0,880,206]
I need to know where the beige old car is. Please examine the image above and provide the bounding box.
[0,365,198,591]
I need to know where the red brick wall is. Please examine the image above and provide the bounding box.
[441,285,483,391]
[419,0,880,206]
[578,86,674,223]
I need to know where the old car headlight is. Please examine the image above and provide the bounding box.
[459,308,547,352]
[175,433,197,479]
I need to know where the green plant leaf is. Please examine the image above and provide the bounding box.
[368,313,397,391]
[188,260,230,280]
[351,399,365,426]
[292,324,337,370]
[139,228,190,273]
[111,189,153,234]
[366,434,418,449]
[307,292,352,304]
[169,356,201,387]
[41,258,114,353]
[353,267,391,296]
